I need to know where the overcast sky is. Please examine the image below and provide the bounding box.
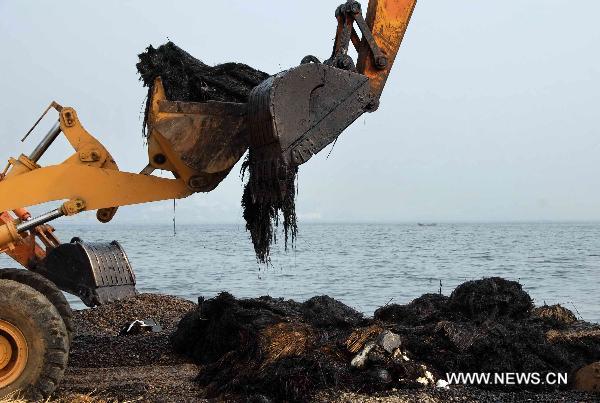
[0,0,598,224]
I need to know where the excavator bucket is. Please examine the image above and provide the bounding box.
[141,51,374,197]
[247,62,373,168]
[145,78,249,192]
[38,238,136,307]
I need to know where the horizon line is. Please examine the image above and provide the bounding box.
[54,220,600,226]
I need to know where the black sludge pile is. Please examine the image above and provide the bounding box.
[137,42,297,262]
[171,293,369,400]
[171,278,600,402]
[376,277,600,381]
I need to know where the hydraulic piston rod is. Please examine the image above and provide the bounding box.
[15,208,64,233]
[28,121,61,163]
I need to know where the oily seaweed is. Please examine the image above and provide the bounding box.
[380,278,599,389]
[374,293,450,326]
[532,304,578,329]
[137,41,269,136]
[448,277,534,322]
[172,278,600,401]
[241,153,298,263]
[137,42,297,262]
[172,292,373,402]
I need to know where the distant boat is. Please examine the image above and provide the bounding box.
[417,223,437,227]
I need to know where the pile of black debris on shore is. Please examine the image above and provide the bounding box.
[171,277,600,402]
[137,42,297,263]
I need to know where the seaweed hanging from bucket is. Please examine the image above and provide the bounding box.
[241,152,298,263]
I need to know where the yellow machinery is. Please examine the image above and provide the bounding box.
[0,0,416,399]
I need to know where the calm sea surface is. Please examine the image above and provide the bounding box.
[1,223,598,323]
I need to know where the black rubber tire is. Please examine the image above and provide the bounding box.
[0,268,74,342]
[0,279,70,400]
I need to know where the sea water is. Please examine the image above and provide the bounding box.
[1,223,598,323]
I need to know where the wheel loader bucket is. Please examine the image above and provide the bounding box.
[247,63,373,168]
[39,238,136,307]
[145,78,248,192]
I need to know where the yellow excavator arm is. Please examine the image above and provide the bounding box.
[357,0,416,100]
[0,0,416,249]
